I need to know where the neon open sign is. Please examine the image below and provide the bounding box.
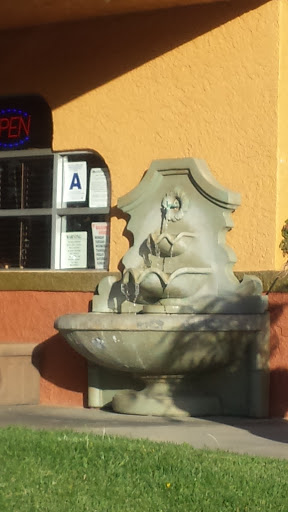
[0,109,31,149]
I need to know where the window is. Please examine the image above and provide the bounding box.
[0,149,110,270]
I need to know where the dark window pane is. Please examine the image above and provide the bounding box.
[23,157,53,208]
[63,214,108,269]
[21,216,51,268]
[0,156,53,209]
[0,216,51,269]
[0,218,21,268]
[0,160,22,209]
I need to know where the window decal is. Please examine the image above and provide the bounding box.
[60,231,87,269]
[63,159,87,203]
[92,222,109,269]
[89,168,108,208]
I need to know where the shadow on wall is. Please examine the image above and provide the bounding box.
[269,295,288,418]
[0,0,270,108]
[270,369,288,419]
[110,205,132,273]
[32,334,88,407]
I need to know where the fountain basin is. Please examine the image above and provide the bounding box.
[55,313,263,374]
[55,312,269,417]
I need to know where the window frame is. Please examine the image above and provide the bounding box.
[0,148,110,270]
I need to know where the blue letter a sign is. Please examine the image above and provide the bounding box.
[63,160,87,202]
[69,172,82,190]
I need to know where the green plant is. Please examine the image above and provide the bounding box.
[266,220,288,294]
[279,219,288,256]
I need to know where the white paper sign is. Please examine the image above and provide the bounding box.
[92,222,109,269]
[89,168,108,208]
[61,231,87,269]
[63,161,87,203]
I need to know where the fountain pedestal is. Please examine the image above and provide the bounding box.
[112,376,223,417]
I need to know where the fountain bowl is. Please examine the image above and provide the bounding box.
[55,312,269,417]
[55,313,261,374]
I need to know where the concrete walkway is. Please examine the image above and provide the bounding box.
[0,405,288,460]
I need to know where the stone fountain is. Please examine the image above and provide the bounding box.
[55,158,269,417]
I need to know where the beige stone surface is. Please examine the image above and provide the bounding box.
[0,344,39,405]
[1,405,287,460]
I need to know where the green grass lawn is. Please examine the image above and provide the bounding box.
[0,427,287,512]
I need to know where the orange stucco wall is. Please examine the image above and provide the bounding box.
[0,291,92,407]
[53,0,280,272]
[1,0,288,416]
[276,0,288,268]
[0,0,281,272]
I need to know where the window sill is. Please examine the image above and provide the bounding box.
[0,270,121,292]
[0,270,287,293]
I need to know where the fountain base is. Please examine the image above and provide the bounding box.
[112,375,222,416]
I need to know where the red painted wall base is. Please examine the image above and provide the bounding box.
[0,290,287,416]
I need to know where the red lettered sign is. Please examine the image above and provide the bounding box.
[0,109,31,148]
[0,96,52,151]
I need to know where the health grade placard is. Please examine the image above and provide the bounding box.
[92,222,109,269]
[63,160,87,203]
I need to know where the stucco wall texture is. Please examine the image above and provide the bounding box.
[1,0,288,416]
[0,0,280,271]
[54,0,279,272]
[276,0,288,268]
